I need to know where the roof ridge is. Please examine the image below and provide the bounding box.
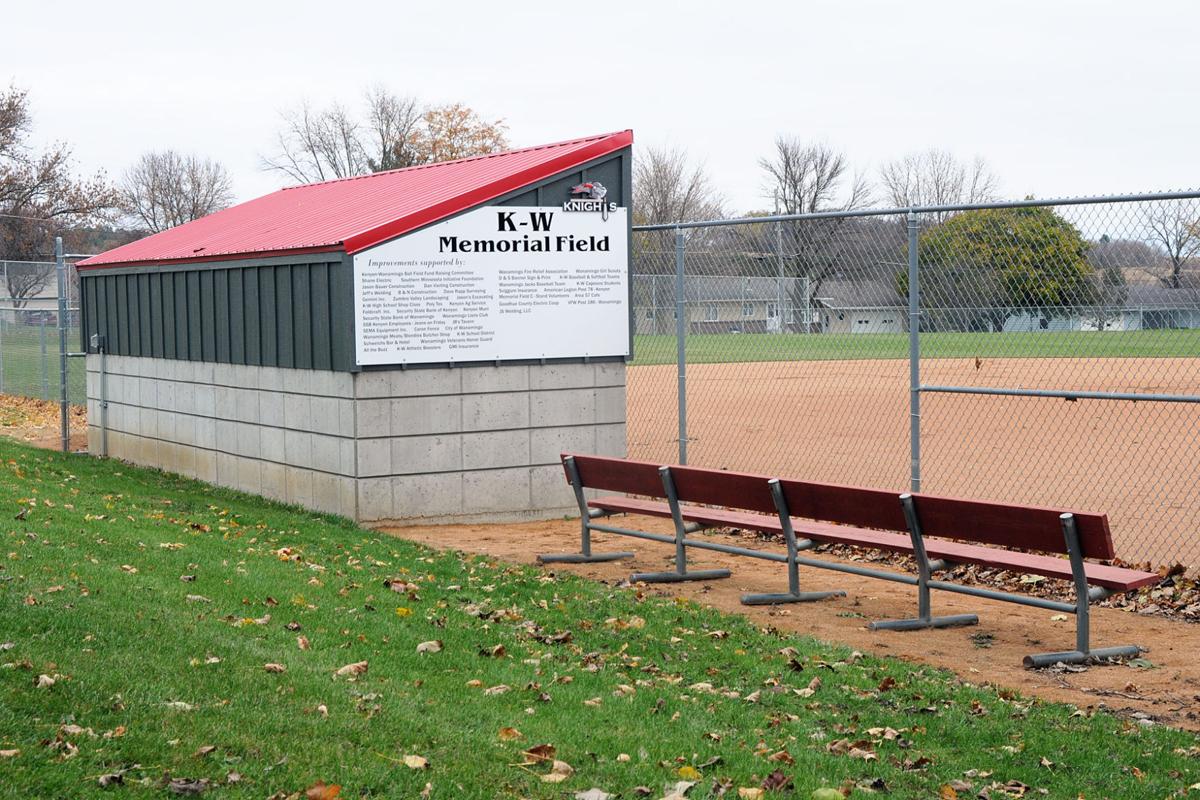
[280,130,630,191]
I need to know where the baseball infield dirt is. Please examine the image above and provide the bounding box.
[390,517,1200,731]
[628,357,1200,567]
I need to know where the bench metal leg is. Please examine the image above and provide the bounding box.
[742,479,846,605]
[1023,514,1141,669]
[537,457,634,565]
[630,467,731,584]
[869,494,979,632]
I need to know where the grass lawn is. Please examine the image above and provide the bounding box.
[0,323,87,405]
[631,329,1200,366]
[1,439,1197,798]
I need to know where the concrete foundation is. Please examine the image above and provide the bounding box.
[86,356,626,524]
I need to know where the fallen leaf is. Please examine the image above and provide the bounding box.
[523,744,557,762]
[35,674,55,688]
[416,640,443,654]
[575,790,614,800]
[484,684,511,696]
[498,727,523,741]
[167,778,211,795]
[305,781,342,799]
[677,766,701,780]
[761,771,792,791]
[737,790,763,800]
[334,661,368,678]
[193,745,217,758]
[0,749,19,758]
[297,636,310,651]
[165,701,196,712]
[542,759,574,783]
[264,663,287,673]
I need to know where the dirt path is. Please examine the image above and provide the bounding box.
[387,517,1200,731]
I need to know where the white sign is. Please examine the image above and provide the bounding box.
[353,205,629,366]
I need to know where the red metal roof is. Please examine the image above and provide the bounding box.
[78,130,633,269]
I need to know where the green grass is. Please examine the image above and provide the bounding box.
[631,329,1200,365]
[0,323,86,404]
[0,439,1197,798]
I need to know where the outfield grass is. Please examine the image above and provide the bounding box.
[631,329,1200,366]
[0,323,86,405]
[1,439,1197,798]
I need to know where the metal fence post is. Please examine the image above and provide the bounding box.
[907,211,920,493]
[675,228,687,465]
[40,318,48,400]
[56,237,68,452]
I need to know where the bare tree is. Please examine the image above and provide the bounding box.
[121,150,235,233]
[261,101,366,183]
[0,85,118,265]
[261,89,507,183]
[759,138,870,215]
[632,145,725,264]
[363,87,423,172]
[1144,203,1200,289]
[633,145,724,226]
[878,149,998,215]
[755,138,872,328]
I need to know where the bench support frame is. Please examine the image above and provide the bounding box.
[870,494,979,631]
[1022,513,1141,668]
[741,479,847,605]
[630,467,732,583]
[536,456,635,565]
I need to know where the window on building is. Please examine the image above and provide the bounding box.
[705,304,719,321]
[645,308,655,320]
[767,302,778,319]
[742,302,754,317]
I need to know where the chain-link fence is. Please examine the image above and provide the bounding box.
[0,258,87,410]
[628,191,1200,569]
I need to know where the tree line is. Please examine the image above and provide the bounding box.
[633,139,1200,331]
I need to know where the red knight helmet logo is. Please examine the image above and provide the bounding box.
[569,181,608,201]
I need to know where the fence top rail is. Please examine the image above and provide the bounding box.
[631,189,1200,232]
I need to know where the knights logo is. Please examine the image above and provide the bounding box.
[563,181,617,220]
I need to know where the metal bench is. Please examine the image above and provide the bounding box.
[537,453,1160,668]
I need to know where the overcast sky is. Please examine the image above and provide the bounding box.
[7,0,1199,217]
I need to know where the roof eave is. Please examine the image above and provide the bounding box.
[76,244,346,271]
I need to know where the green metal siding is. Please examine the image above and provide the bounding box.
[81,259,353,371]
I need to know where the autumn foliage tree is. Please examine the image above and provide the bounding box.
[261,89,508,183]
[0,85,118,304]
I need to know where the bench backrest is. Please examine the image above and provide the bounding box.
[565,454,1115,560]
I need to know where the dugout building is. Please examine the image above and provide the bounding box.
[75,131,634,524]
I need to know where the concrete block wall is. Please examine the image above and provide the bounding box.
[353,361,626,525]
[86,355,358,517]
[85,356,626,525]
